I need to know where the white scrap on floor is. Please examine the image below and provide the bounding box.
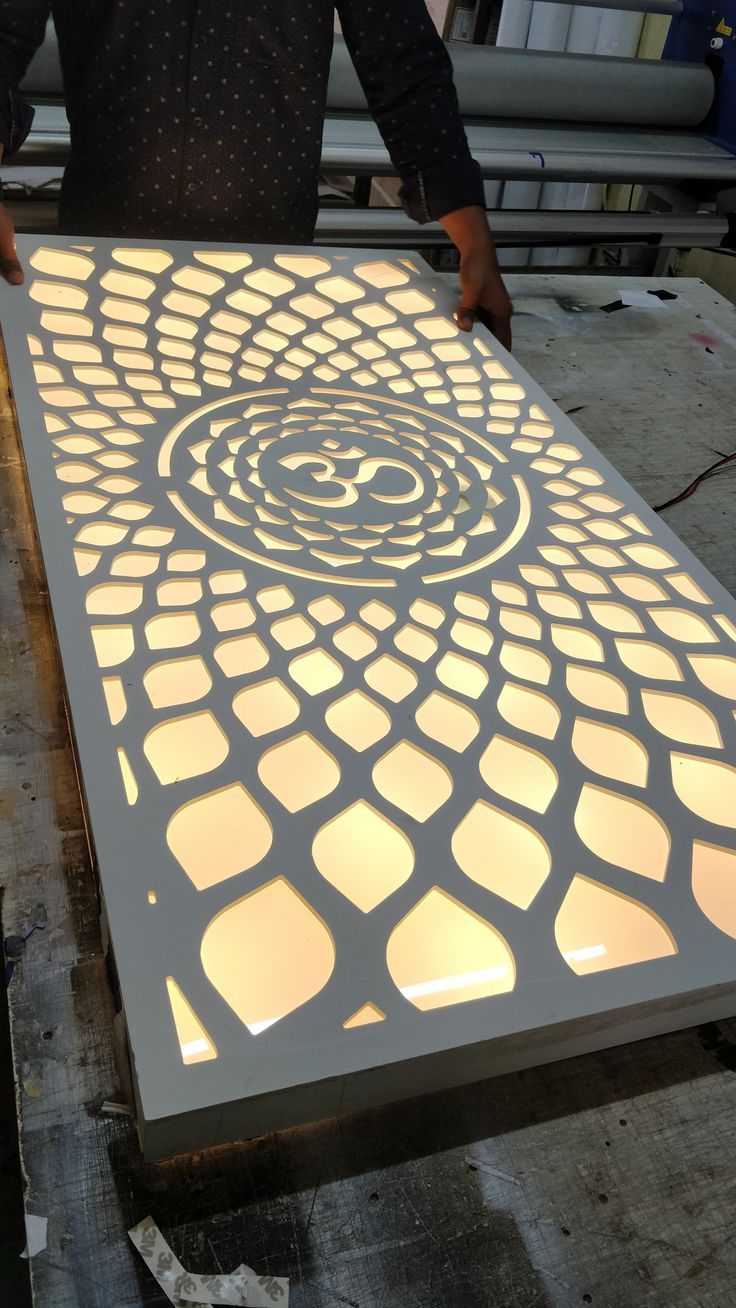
[128,1215,288,1306]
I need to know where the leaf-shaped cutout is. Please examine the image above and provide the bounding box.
[650,608,717,644]
[688,654,736,700]
[313,801,414,912]
[496,682,560,740]
[201,878,335,1033]
[671,753,736,828]
[387,888,515,1010]
[566,665,628,715]
[574,783,670,880]
[572,719,648,787]
[692,840,736,939]
[373,741,453,821]
[615,639,683,681]
[480,735,558,814]
[452,800,551,908]
[641,690,722,748]
[167,782,272,889]
[258,732,340,812]
[556,874,676,974]
[143,711,229,784]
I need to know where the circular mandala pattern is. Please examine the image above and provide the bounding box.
[161,389,529,584]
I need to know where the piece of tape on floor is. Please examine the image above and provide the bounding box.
[129,1216,288,1306]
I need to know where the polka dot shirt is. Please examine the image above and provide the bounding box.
[0,1,483,242]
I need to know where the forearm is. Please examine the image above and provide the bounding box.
[337,0,484,223]
[440,205,496,256]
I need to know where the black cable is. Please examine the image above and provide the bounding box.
[654,450,736,512]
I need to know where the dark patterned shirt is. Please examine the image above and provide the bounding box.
[0,1,484,242]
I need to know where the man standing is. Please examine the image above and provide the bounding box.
[0,1,511,345]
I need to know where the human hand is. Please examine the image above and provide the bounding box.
[456,243,513,352]
[439,204,513,352]
[0,202,23,285]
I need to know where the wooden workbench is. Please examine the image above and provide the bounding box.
[2,274,736,1308]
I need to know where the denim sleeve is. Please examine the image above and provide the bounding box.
[0,0,49,156]
[336,0,485,224]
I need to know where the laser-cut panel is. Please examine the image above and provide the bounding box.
[4,234,736,1161]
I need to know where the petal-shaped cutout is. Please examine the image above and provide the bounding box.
[641,690,722,748]
[436,651,489,699]
[550,625,604,662]
[556,874,676,974]
[144,656,212,709]
[343,1002,385,1029]
[587,601,644,634]
[364,654,418,703]
[167,782,272,889]
[688,654,736,700]
[313,801,414,912]
[373,741,453,821]
[165,976,217,1064]
[232,678,300,737]
[574,783,670,880]
[201,878,335,1033]
[692,840,736,939]
[325,690,391,752]
[415,691,479,753]
[671,753,736,827]
[452,800,551,908]
[572,719,648,787]
[565,665,628,715]
[258,732,340,811]
[496,682,560,740]
[144,711,229,784]
[387,888,515,1010]
[650,608,717,644]
[499,642,551,686]
[479,735,558,814]
[91,624,134,667]
[615,638,683,681]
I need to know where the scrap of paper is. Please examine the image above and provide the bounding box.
[128,1215,288,1306]
[617,288,666,309]
[20,1214,48,1259]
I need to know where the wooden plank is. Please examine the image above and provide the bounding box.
[2,274,736,1308]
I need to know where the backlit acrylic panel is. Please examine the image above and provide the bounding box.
[4,235,736,1159]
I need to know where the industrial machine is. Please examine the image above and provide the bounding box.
[3,5,736,257]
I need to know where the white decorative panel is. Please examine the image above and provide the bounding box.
[4,237,736,1160]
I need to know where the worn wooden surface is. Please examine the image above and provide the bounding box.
[2,274,736,1308]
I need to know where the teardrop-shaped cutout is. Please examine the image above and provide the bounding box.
[671,753,736,827]
[556,874,676,974]
[574,783,670,880]
[641,690,722,748]
[201,878,335,1033]
[387,888,515,1010]
[452,800,551,908]
[692,840,736,939]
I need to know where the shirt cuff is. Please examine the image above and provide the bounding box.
[399,155,485,225]
[0,88,36,159]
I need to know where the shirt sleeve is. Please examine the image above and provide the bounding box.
[335,0,484,224]
[0,1,50,158]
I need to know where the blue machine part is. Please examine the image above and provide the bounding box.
[664,0,736,156]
